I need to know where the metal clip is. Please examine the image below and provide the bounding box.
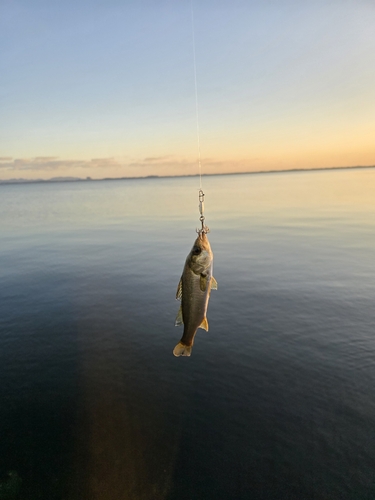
[197,189,209,234]
[199,189,205,217]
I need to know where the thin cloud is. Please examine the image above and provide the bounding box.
[128,159,192,169]
[15,159,87,170]
[0,157,13,161]
[2,157,122,170]
[34,156,58,161]
[3,155,204,172]
[143,156,171,163]
[91,158,114,162]
[0,155,266,176]
[90,158,119,166]
[128,157,261,173]
[14,158,32,164]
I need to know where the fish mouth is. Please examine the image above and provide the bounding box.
[197,228,209,239]
[196,231,208,246]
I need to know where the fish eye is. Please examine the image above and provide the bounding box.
[192,246,201,255]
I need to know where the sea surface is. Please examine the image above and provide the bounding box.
[1,168,375,499]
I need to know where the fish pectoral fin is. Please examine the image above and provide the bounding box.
[199,316,209,331]
[201,274,217,292]
[200,274,207,292]
[176,277,183,300]
[175,306,183,326]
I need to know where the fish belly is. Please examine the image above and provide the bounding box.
[180,271,209,347]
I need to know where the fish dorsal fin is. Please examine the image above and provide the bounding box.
[175,306,183,326]
[176,277,183,300]
[199,316,209,331]
[211,276,218,290]
[200,274,207,292]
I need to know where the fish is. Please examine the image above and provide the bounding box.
[173,230,217,357]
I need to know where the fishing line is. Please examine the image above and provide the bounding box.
[191,1,202,190]
[190,1,208,233]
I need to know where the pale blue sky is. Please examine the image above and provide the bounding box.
[1,0,374,179]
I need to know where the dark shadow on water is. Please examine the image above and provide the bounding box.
[0,312,80,499]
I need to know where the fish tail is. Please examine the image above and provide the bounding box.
[173,342,192,357]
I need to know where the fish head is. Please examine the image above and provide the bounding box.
[188,231,213,274]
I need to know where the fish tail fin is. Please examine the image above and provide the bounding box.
[173,342,192,357]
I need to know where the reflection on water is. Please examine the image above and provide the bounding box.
[0,168,375,499]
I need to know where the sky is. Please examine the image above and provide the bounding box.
[1,0,375,180]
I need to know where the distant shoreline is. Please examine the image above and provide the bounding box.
[0,164,374,186]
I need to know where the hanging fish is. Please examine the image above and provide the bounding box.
[173,230,217,357]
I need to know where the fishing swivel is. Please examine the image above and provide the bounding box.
[197,189,209,234]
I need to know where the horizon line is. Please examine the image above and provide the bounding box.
[0,164,374,186]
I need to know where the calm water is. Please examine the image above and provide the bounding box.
[1,169,375,499]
